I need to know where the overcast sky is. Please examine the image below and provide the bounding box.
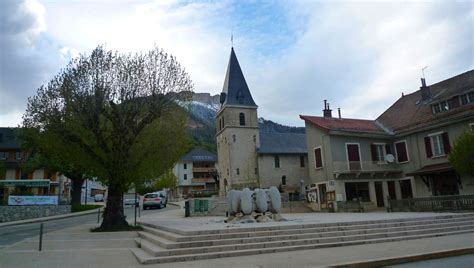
[1,0,473,127]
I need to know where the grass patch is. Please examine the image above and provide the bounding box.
[71,204,102,213]
[91,225,143,232]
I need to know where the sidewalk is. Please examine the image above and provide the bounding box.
[1,209,473,267]
[0,206,104,228]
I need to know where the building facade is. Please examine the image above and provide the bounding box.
[216,48,308,196]
[172,148,218,197]
[301,71,474,211]
[0,128,68,204]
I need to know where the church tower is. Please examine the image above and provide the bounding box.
[216,48,260,196]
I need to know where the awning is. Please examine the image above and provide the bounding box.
[406,162,454,176]
[0,179,51,187]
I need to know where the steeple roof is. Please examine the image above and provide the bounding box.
[220,48,257,107]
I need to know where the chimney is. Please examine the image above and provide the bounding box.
[420,78,431,101]
[323,100,332,118]
[338,108,341,119]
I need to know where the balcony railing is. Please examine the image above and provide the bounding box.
[333,161,401,174]
[192,167,213,173]
[192,178,216,183]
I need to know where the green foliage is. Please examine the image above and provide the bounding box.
[135,184,158,195]
[23,45,194,229]
[154,169,177,190]
[448,129,474,175]
[72,204,102,213]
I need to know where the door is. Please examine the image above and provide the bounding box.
[374,182,385,207]
[319,184,327,209]
[347,144,361,171]
[387,181,397,200]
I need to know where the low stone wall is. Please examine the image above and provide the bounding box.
[0,205,71,223]
[188,198,227,217]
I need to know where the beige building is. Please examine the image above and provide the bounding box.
[216,48,308,196]
[301,71,474,211]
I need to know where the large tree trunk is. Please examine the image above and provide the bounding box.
[71,178,85,205]
[99,183,129,230]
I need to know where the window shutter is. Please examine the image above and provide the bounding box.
[385,144,392,155]
[315,148,323,168]
[370,144,377,161]
[442,132,451,154]
[424,137,433,158]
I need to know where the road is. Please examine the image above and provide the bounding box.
[0,205,176,249]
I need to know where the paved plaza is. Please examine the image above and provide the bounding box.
[1,208,473,267]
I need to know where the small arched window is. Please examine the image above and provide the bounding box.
[282,176,286,185]
[239,113,245,126]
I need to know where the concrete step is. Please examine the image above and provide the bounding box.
[140,213,474,236]
[140,219,474,249]
[137,223,474,257]
[130,228,474,264]
[139,215,474,243]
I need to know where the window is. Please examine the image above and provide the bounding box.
[222,117,225,128]
[232,135,236,142]
[183,163,187,169]
[0,152,6,160]
[314,147,323,169]
[425,132,450,157]
[227,168,229,175]
[370,144,386,163]
[281,176,286,185]
[345,182,370,202]
[274,156,280,168]
[300,155,305,167]
[470,123,474,131]
[394,141,409,163]
[183,174,187,180]
[253,135,256,143]
[255,168,258,175]
[460,92,474,105]
[236,168,240,175]
[15,152,22,160]
[239,113,245,126]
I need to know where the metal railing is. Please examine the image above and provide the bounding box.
[333,161,401,173]
[388,194,474,212]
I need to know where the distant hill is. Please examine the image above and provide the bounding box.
[187,93,304,153]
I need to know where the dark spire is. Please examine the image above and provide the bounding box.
[220,48,257,107]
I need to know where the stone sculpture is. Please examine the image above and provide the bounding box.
[225,186,286,223]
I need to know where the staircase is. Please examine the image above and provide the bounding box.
[130,213,474,264]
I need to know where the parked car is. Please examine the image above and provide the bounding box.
[124,197,139,206]
[94,194,104,202]
[143,193,163,210]
[153,191,167,207]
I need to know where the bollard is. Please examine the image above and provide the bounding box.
[39,223,43,251]
[97,208,101,223]
[184,200,190,217]
[138,204,141,218]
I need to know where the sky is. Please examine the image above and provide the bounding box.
[0,0,473,127]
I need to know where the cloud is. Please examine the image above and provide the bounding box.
[0,0,472,127]
[0,0,67,126]
[249,1,473,125]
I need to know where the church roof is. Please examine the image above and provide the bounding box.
[258,132,307,155]
[220,48,257,108]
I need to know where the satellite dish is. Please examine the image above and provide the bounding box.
[385,154,395,163]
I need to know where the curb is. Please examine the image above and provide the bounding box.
[168,202,185,209]
[329,247,474,267]
[0,206,104,228]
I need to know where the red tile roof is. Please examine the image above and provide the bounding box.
[377,70,474,133]
[300,115,385,134]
